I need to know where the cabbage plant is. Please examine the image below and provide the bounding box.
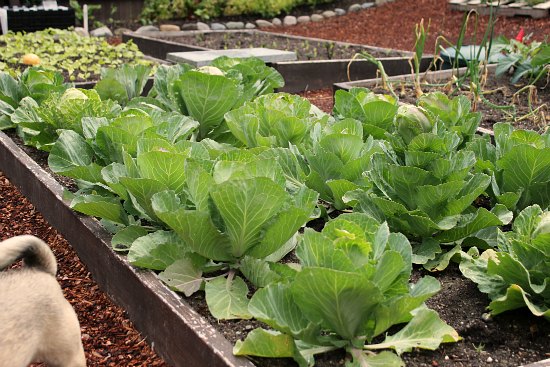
[0,68,67,130]
[152,57,284,141]
[94,64,152,106]
[460,205,550,320]
[12,87,120,151]
[225,92,331,149]
[332,87,398,140]
[467,122,550,211]
[417,92,481,144]
[348,127,512,270]
[150,152,319,319]
[304,118,382,209]
[234,213,460,366]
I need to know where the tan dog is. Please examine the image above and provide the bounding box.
[0,235,86,367]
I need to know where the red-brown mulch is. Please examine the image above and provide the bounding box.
[0,173,168,367]
[266,0,550,53]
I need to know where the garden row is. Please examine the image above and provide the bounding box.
[0,55,549,366]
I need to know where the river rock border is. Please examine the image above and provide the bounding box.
[130,1,394,34]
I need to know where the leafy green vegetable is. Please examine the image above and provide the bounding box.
[468,123,550,211]
[348,128,511,268]
[332,87,397,140]
[0,68,68,130]
[152,57,284,141]
[94,64,152,106]
[235,213,459,366]
[490,36,549,84]
[304,119,381,209]
[148,154,318,318]
[13,88,120,151]
[460,205,550,320]
[418,92,481,143]
[0,29,152,82]
[225,92,331,149]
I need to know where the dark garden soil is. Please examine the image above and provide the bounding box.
[155,31,408,60]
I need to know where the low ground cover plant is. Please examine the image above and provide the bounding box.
[0,29,152,82]
[1,59,550,365]
[140,0,336,23]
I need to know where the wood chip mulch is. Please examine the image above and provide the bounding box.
[0,172,169,367]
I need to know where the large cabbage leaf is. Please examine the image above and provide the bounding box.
[460,205,550,320]
[235,213,459,366]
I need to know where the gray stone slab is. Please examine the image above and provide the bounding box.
[167,48,297,67]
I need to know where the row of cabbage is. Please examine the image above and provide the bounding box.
[0,59,549,367]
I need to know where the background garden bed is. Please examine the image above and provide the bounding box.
[123,30,433,93]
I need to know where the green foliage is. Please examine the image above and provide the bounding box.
[0,68,67,130]
[467,122,550,211]
[338,94,509,269]
[13,88,120,151]
[225,92,330,149]
[0,29,152,82]
[460,205,550,320]
[224,0,296,17]
[140,0,341,21]
[332,88,398,140]
[491,36,550,84]
[153,57,284,141]
[94,64,152,106]
[69,0,102,27]
[304,119,381,209]
[235,214,460,366]
[140,0,193,23]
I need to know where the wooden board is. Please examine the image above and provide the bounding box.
[448,0,550,18]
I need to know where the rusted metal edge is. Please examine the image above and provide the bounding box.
[0,131,255,367]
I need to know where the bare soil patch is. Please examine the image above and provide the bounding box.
[154,31,408,60]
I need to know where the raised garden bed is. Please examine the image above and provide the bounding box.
[0,28,157,82]
[448,0,550,18]
[334,65,549,133]
[2,61,550,366]
[123,30,433,93]
[2,122,550,367]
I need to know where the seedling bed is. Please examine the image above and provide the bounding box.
[448,0,550,18]
[1,125,550,367]
[334,66,549,133]
[123,30,433,93]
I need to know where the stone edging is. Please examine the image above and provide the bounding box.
[132,0,394,34]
